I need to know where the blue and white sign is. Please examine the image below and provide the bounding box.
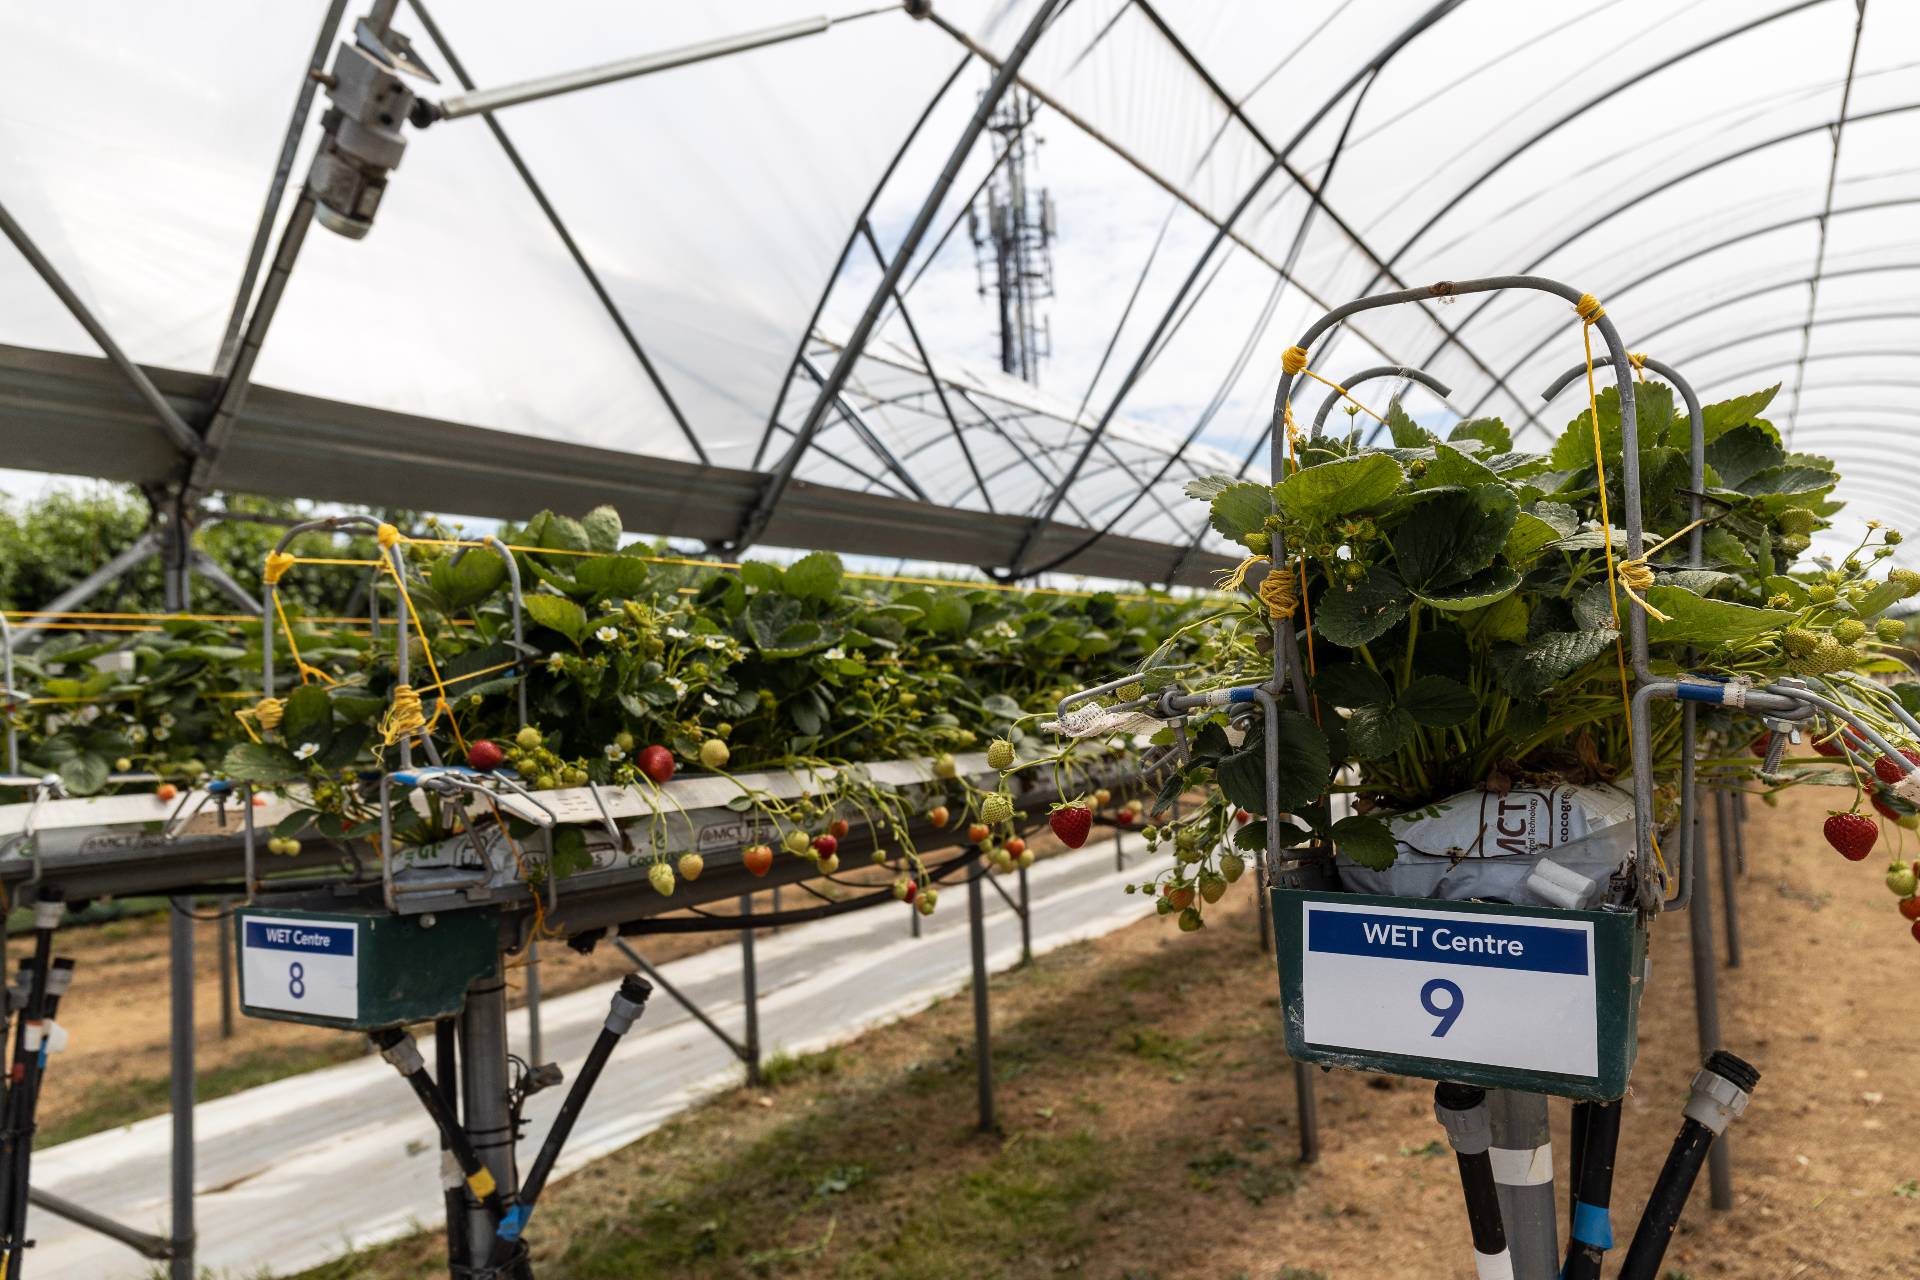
[241,916,359,1020]
[1299,900,1598,1078]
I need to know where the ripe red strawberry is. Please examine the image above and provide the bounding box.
[1050,804,1092,848]
[1748,735,1772,759]
[1912,918,1920,944]
[468,739,505,772]
[1003,837,1026,857]
[637,744,675,783]
[1871,792,1902,823]
[1901,895,1920,921]
[829,818,850,839]
[927,805,950,828]
[1873,748,1920,784]
[1823,811,1878,861]
[967,823,991,844]
[742,844,773,877]
[812,834,838,858]
[1235,809,1252,824]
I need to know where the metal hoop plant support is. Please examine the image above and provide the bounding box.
[1307,365,1454,439]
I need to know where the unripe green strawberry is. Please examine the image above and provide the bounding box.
[648,862,675,896]
[1892,567,1920,597]
[516,726,543,749]
[916,887,938,916]
[1115,682,1143,701]
[1886,529,1904,545]
[1242,531,1271,555]
[1778,533,1810,555]
[783,830,811,855]
[986,739,1015,770]
[1017,849,1034,869]
[1220,852,1246,883]
[1889,863,1919,897]
[1809,583,1838,604]
[1199,873,1227,904]
[1877,618,1907,642]
[933,752,958,779]
[1833,618,1867,645]
[677,852,704,882]
[1778,508,1816,536]
[1178,907,1203,932]
[980,792,1014,824]
[699,738,730,770]
[1781,628,1820,657]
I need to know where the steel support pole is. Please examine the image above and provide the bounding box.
[1716,790,1743,968]
[1016,865,1032,966]
[216,908,234,1041]
[458,974,515,1266]
[740,895,761,1087]
[167,900,195,1280]
[967,863,994,1133]
[1294,1061,1319,1163]
[524,940,544,1068]
[1687,795,1734,1210]
[1732,791,1747,876]
[1487,1090,1555,1278]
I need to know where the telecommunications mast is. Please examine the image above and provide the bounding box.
[967,89,1057,383]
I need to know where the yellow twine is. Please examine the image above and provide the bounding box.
[1258,568,1298,618]
[262,551,297,585]
[378,683,429,747]
[1614,517,1710,623]
[1575,293,1606,322]
[1276,344,1384,425]
[252,697,285,731]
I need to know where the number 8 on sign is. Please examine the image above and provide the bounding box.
[288,961,306,1000]
[1420,977,1463,1037]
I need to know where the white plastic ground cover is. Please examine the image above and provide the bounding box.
[3,1,1916,555]
[26,828,1173,1280]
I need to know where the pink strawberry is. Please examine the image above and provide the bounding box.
[1049,804,1092,849]
[1824,811,1878,861]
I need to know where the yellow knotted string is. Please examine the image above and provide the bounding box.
[1615,517,1711,622]
[379,683,431,747]
[262,551,297,585]
[1280,344,1385,426]
[375,524,467,754]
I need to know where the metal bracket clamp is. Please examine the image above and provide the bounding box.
[308,24,434,238]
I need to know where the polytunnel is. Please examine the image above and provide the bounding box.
[2,2,1918,1278]
[5,0,1915,585]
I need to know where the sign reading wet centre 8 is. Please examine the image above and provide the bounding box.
[1296,897,1601,1077]
[241,915,359,1021]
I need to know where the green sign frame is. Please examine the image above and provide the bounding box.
[236,905,500,1031]
[1272,888,1646,1101]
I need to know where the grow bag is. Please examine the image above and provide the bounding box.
[1335,783,1634,908]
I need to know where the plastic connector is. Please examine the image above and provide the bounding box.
[1434,1082,1492,1155]
[606,975,654,1036]
[372,1028,425,1076]
[1683,1051,1759,1136]
[32,892,63,930]
[1524,857,1602,910]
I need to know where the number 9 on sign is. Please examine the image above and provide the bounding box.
[1420,978,1463,1037]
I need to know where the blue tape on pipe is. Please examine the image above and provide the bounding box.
[1675,683,1725,704]
[496,1202,530,1241]
[1571,1199,1613,1249]
[1228,687,1258,703]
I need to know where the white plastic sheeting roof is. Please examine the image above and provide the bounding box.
[2,0,1916,569]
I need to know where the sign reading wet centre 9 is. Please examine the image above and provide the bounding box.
[1299,900,1599,1078]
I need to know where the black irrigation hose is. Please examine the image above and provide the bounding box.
[1434,1083,1511,1276]
[486,976,651,1268]
[1618,1052,1760,1280]
[435,1017,468,1273]
[0,893,61,1275]
[368,1028,508,1229]
[1563,1099,1623,1280]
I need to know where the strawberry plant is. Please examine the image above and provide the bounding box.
[1084,383,1920,929]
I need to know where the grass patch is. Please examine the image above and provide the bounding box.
[758,1047,841,1089]
[42,1037,365,1147]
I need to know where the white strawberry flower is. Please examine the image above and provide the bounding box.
[158,712,177,727]
[152,726,170,741]
[293,742,319,760]
[824,647,845,661]
[594,626,618,643]
[604,744,626,762]
[127,724,148,743]
[702,693,718,707]
[668,677,688,697]
[665,626,689,640]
